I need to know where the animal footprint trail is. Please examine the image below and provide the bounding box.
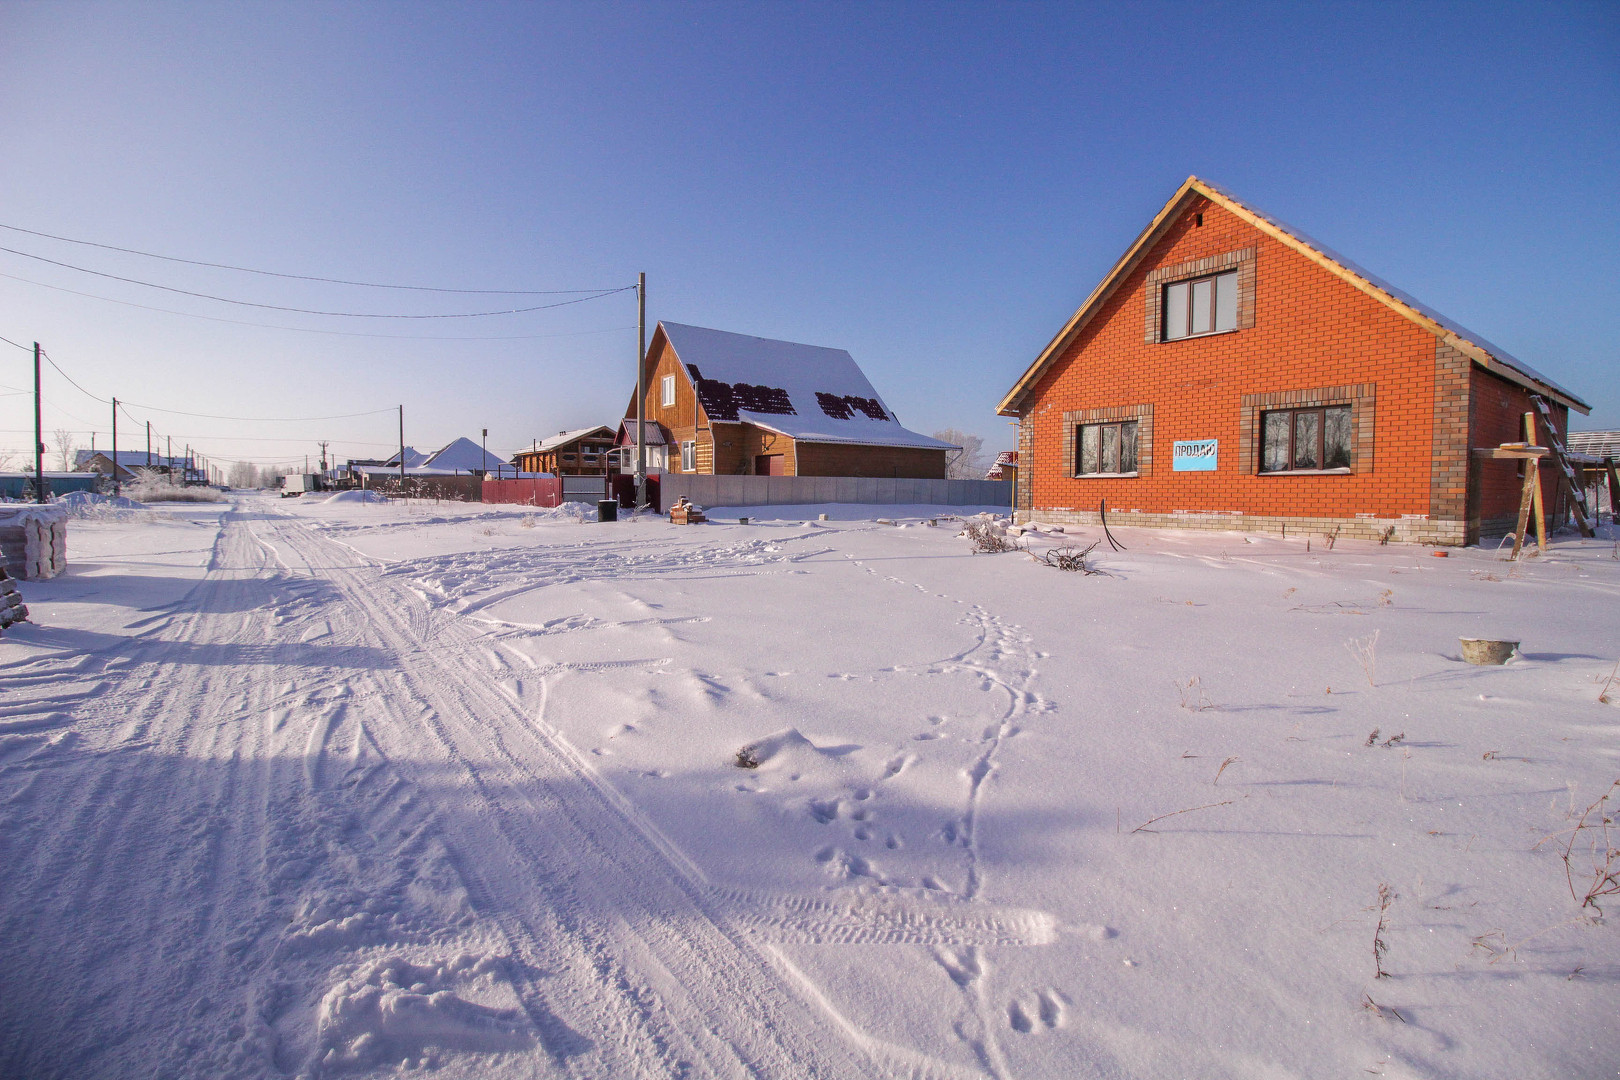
[1007,989,1067,1034]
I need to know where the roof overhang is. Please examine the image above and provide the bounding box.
[997,176,1589,417]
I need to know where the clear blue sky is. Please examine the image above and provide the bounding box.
[1,1,1615,473]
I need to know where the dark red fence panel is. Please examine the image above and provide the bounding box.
[482,477,563,506]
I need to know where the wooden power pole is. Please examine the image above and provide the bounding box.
[635,272,646,509]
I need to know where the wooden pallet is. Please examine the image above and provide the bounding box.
[1531,395,1595,537]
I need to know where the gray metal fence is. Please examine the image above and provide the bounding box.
[657,474,1012,510]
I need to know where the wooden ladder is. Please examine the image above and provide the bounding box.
[1530,395,1595,537]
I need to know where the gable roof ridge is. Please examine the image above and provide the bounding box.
[997,176,1587,415]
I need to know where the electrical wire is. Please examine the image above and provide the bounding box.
[0,222,618,295]
[0,272,635,341]
[0,244,633,318]
[39,349,111,404]
[116,400,398,423]
[0,333,32,352]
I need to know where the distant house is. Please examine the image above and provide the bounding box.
[986,450,1018,483]
[419,437,506,475]
[623,322,954,478]
[514,426,615,476]
[996,176,1590,545]
[75,450,196,484]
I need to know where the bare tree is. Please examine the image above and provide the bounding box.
[52,429,76,473]
[227,461,260,489]
[934,428,987,480]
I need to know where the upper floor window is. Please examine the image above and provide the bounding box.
[1261,405,1351,472]
[661,374,676,407]
[1163,270,1238,340]
[1076,420,1138,476]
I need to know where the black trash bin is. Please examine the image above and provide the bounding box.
[597,499,619,522]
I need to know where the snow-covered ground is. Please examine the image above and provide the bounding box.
[1,491,1616,1079]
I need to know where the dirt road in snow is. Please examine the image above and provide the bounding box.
[2,502,899,1079]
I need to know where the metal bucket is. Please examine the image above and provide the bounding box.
[1460,638,1517,665]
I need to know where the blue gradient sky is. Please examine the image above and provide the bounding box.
[1,1,1615,471]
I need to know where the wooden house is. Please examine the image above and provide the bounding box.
[623,322,953,478]
[514,426,616,476]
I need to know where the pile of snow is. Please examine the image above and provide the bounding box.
[324,489,388,504]
[57,490,149,516]
[311,954,530,1070]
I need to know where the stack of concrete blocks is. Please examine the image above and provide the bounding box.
[0,504,69,581]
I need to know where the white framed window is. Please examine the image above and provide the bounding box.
[680,440,696,471]
[661,374,676,407]
[1163,270,1238,340]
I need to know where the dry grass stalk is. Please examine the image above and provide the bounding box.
[1372,884,1394,978]
[1346,631,1380,687]
[1364,727,1380,747]
[1131,799,1236,834]
[1599,659,1620,704]
[1557,778,1620,914]
[1174,676,1213,711]
[1360,994,1405,1023]
[1212,756,1238,786]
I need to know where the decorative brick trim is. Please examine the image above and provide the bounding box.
[1061,404,1154,477]
[1430,342,1471,522]
[1239,383,1376,475]
[1014,507,1464,547]
[1015,411,1034,511]
[1144,246,1257,343]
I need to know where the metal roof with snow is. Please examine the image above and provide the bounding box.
[535,426,615,453]
[659,322,957,451]
[997,176,1590,417]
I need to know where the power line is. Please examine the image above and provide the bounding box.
[116,400,398,423]
[0,245,636,318]
[0,333,31,352]
[0,221,617,295]
[1,273,637,341]
[38,348,111,403]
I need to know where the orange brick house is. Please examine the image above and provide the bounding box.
[997,177,1590,545]
[622,322,954,478]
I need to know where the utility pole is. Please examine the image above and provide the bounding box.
[166,435,173,485]
[185,444,191,486]
[481,428,488,479]
[33,342,45,503]
[318,441,329,476]
[635,272,646,509]
[398,405,405,491]
[146,421,152,468]
[112,397,120,497]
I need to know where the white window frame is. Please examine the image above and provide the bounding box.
[661,374,676,407]
[1163,270,1239,341]
[680,440,696,472]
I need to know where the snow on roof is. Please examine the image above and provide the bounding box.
[660,322,955,450]
[1195,178,1588,411]
[535,426,615,453]
[384,446,431,469]
[74,450,187,468]
[420,437,506,473]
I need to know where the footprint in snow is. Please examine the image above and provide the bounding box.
[1008,989,1067,1034]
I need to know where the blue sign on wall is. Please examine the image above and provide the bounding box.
[1173,439,1218,472]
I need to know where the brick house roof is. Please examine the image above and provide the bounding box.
[997,176,1589,417]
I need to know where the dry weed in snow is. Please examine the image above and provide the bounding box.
[1346,630,1379,687]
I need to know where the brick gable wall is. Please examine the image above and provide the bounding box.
[1018,196,1464,543]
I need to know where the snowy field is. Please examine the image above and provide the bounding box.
[1,491,1617,1079]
